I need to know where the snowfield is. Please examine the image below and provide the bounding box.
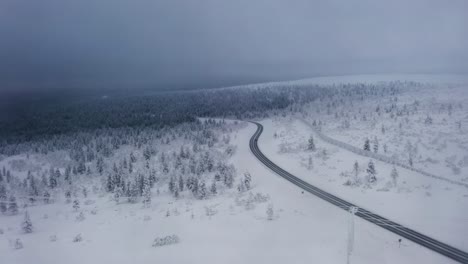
[0,122,458,264]
[2,75,468,264]
[257,117,468,252]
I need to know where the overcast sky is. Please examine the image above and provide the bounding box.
[0,0,467,92]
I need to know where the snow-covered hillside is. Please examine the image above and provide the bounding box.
[1,75,467,264]
[0,122,454,264]
[258,117,468,251]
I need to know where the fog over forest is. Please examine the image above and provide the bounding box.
[1,0,466,94]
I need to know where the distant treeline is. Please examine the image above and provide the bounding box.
[0,81,406,148]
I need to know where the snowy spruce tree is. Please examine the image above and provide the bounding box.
[391,167,399,187]
[21,211,33,233]
[308,135,316,151]
[353,161,359,182]
[373,137,379,153]
[266,204,274,221]
[14,239,23,250]
[210,180,217,195]
[168,177,176,195]
[244,172,252,190]
[142,176,151,207]
[178,176,184,192]
[363,138,371,151]
[307,155,314,170]
[366,160,377,183]
[0,184,7,214]
[8,195,18,215]
[198,180,207,199]
[72,199,80,211]
[43,191,51,204]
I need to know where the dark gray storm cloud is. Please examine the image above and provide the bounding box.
[0,0,467,91]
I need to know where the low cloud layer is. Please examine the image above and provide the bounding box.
[0,0,467,91]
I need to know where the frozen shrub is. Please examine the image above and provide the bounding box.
[152,235,180,247]
[235,192,270,210]
[266,204,274,221]
[14,238,23,250]
[76,212,85,222]
[73,234,82,243]
[253,193,270,203]
[72,199,80,211]
[84,199,95,205]
[49,235,57,242]
[205,206,217,217]
[144,215,151,221]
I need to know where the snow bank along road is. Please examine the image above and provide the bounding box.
[248,121,468,264]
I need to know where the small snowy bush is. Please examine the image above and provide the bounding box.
[205,206,217,217]
[152,235,180,247]
[84,199,95,205]
[235,192,270,210]
[14,238,23,250]
[49,235,57,242]
[266,204,274,221]
[73,234,82,243]
[76,212,85,222]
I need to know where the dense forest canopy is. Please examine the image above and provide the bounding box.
[0,81,408,151]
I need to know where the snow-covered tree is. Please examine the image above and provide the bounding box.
[72,199,80,211]
[244,172,252,190]
[14,239,23,250]
[353,161,359,179]
[308,135,316,151]
[391,167,399,186]
[21,211,33,233]
[198,180,207,199]
[43,191,51,204]
[49,173,57,189]
[65,191,72,203]
[307,155,314,170]
[210,180,217,195]
[373,137,379,153]
[142,178,151,208]
[106,174,114,192]
[266,204,274,221]
[0,184,7,214]
[178,176,184,192]
[8,195,18,215]
[96,157,104,175]
[363,138,371,151]
[168,177,176,195]
[424,115,433,125]
[366,160,377,183]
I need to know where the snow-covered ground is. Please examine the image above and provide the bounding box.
[300,84,468,181]
[221,74,468,91]
[0,122,456,264]
[257,117,468,252]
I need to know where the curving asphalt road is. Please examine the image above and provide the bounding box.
[249,121,468,264]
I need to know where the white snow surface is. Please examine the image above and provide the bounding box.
[257,117,468,252]
[219,74,468,91]
[0,122,457,264]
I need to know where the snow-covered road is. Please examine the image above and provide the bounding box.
[249,121,468,263]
